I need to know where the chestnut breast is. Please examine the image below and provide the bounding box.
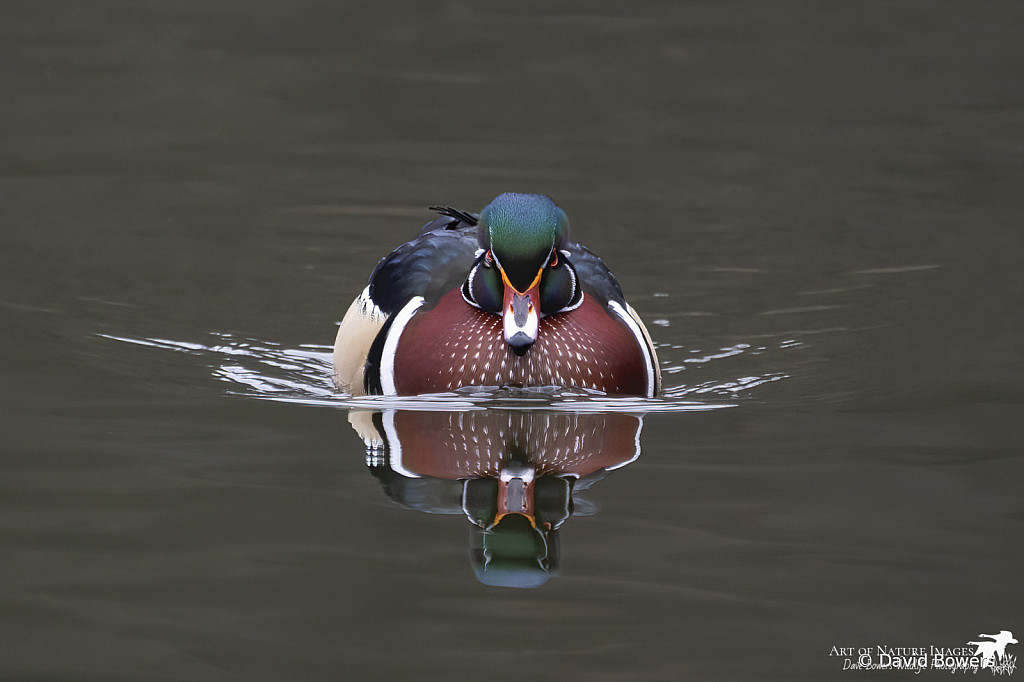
[393,288,648,395]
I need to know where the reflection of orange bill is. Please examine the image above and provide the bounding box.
[494,466,536,528]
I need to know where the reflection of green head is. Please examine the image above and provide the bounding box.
[464,476,572,588]
[478,193,570,291]
[471,514,555,588]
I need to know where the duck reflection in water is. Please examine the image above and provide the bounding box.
[349,407,643,588]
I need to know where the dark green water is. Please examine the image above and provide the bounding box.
[2,2,1021,679]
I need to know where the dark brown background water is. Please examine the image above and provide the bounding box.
[2,2,1022,680]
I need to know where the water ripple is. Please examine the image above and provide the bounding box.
[99,332,795,413]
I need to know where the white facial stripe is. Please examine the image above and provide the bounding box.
[554,266,583,313]
[461,264,480,309]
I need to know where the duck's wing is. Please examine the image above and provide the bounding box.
[333,209,479,395]
[369,224,479,315]
[565,242,626,308]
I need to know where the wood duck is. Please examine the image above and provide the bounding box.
[333,193,660,397]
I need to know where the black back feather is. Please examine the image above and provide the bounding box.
[368,224,479,315]
[563,243,626,309]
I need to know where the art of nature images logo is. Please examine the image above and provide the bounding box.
[831,630,1017,675]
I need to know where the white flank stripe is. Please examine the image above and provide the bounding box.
[608,300,656,398]
[380,296,425,396]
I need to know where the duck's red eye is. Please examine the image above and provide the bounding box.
[549,251,558,267]
[483,250,494,268]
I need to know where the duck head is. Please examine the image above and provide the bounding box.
[462,193,582,354]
